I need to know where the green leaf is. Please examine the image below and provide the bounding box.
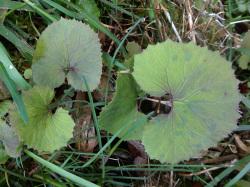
[238,55,249,69]
[24,68,32,79]
[133,41,241,163]
[99,73,147,140]
[0,100,11,117]
[32,18,102,91]
[126,41,142,58]
[0,119,21,158]
[76,0,100,20]
[237,31,250,69]
[10,86,75,153]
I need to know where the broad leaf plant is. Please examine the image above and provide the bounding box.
[0,18,241,164]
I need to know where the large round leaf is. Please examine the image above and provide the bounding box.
[32,18,102,91]
[133,41,241,163]
[10,86,74,153]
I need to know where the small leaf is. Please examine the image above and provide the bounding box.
[0,119,20,158]
[32,18,102,91]
[126,41,142,58]
[133,41,241,163]
[24,68,32,79]
[238,31,250,69]
[76,0,100,20]
[238,55,249,69]
[0,100,11,117]
[241,31,250,49]
[10,86,75,153]
[99,72,147,140]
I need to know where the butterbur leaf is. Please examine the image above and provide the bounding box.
[10,86,74,153]
[99,72,147,140]
[0,119,20,158]
[32,18,102,91]
[133,41,241,163]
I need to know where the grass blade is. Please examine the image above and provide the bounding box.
[0,63,28,123]
[0,24,34,61]
[224,162,250,187]
[0,42,31,90]
[0,0,33,12]
[25,150,100,187]
[22,0,57,22]
[205,155,250,187]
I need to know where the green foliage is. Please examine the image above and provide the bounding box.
[10,86,75,153]
[0,42,30,90]
[238,31,250,70]
[32,18,102,91]
[132,41,241,163]
[99,72,147,140]
[101,41,241,163]
[236,0,250,14]
[24,68,32,80]
[75,0,100,20]
[126,41,142,58]
[0,42,30,123]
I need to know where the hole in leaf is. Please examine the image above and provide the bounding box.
[137,94,173,116]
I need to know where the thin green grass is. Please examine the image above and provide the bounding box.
[25,150,100,187]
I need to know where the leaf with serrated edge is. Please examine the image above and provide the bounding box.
[0,119,20,157]
[10,86,74,153]
[32,18,102,91]
[99,73,147,140]
[133,41,241,163]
